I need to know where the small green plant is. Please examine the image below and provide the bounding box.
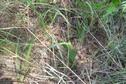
[61,42,77,68]
[49,41,77,68]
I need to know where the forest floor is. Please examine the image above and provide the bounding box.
[0,0,126,84]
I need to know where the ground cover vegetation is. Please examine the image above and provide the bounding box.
[0,0,126,84]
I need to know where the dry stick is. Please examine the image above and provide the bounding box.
[0,27,27,30]
[26,29,86,84]
[86,68,91,84]
[58,75,64,84]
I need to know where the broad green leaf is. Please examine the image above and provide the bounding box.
[112,0,121,6]
[68,49,77,64]
[92,3,103,10]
